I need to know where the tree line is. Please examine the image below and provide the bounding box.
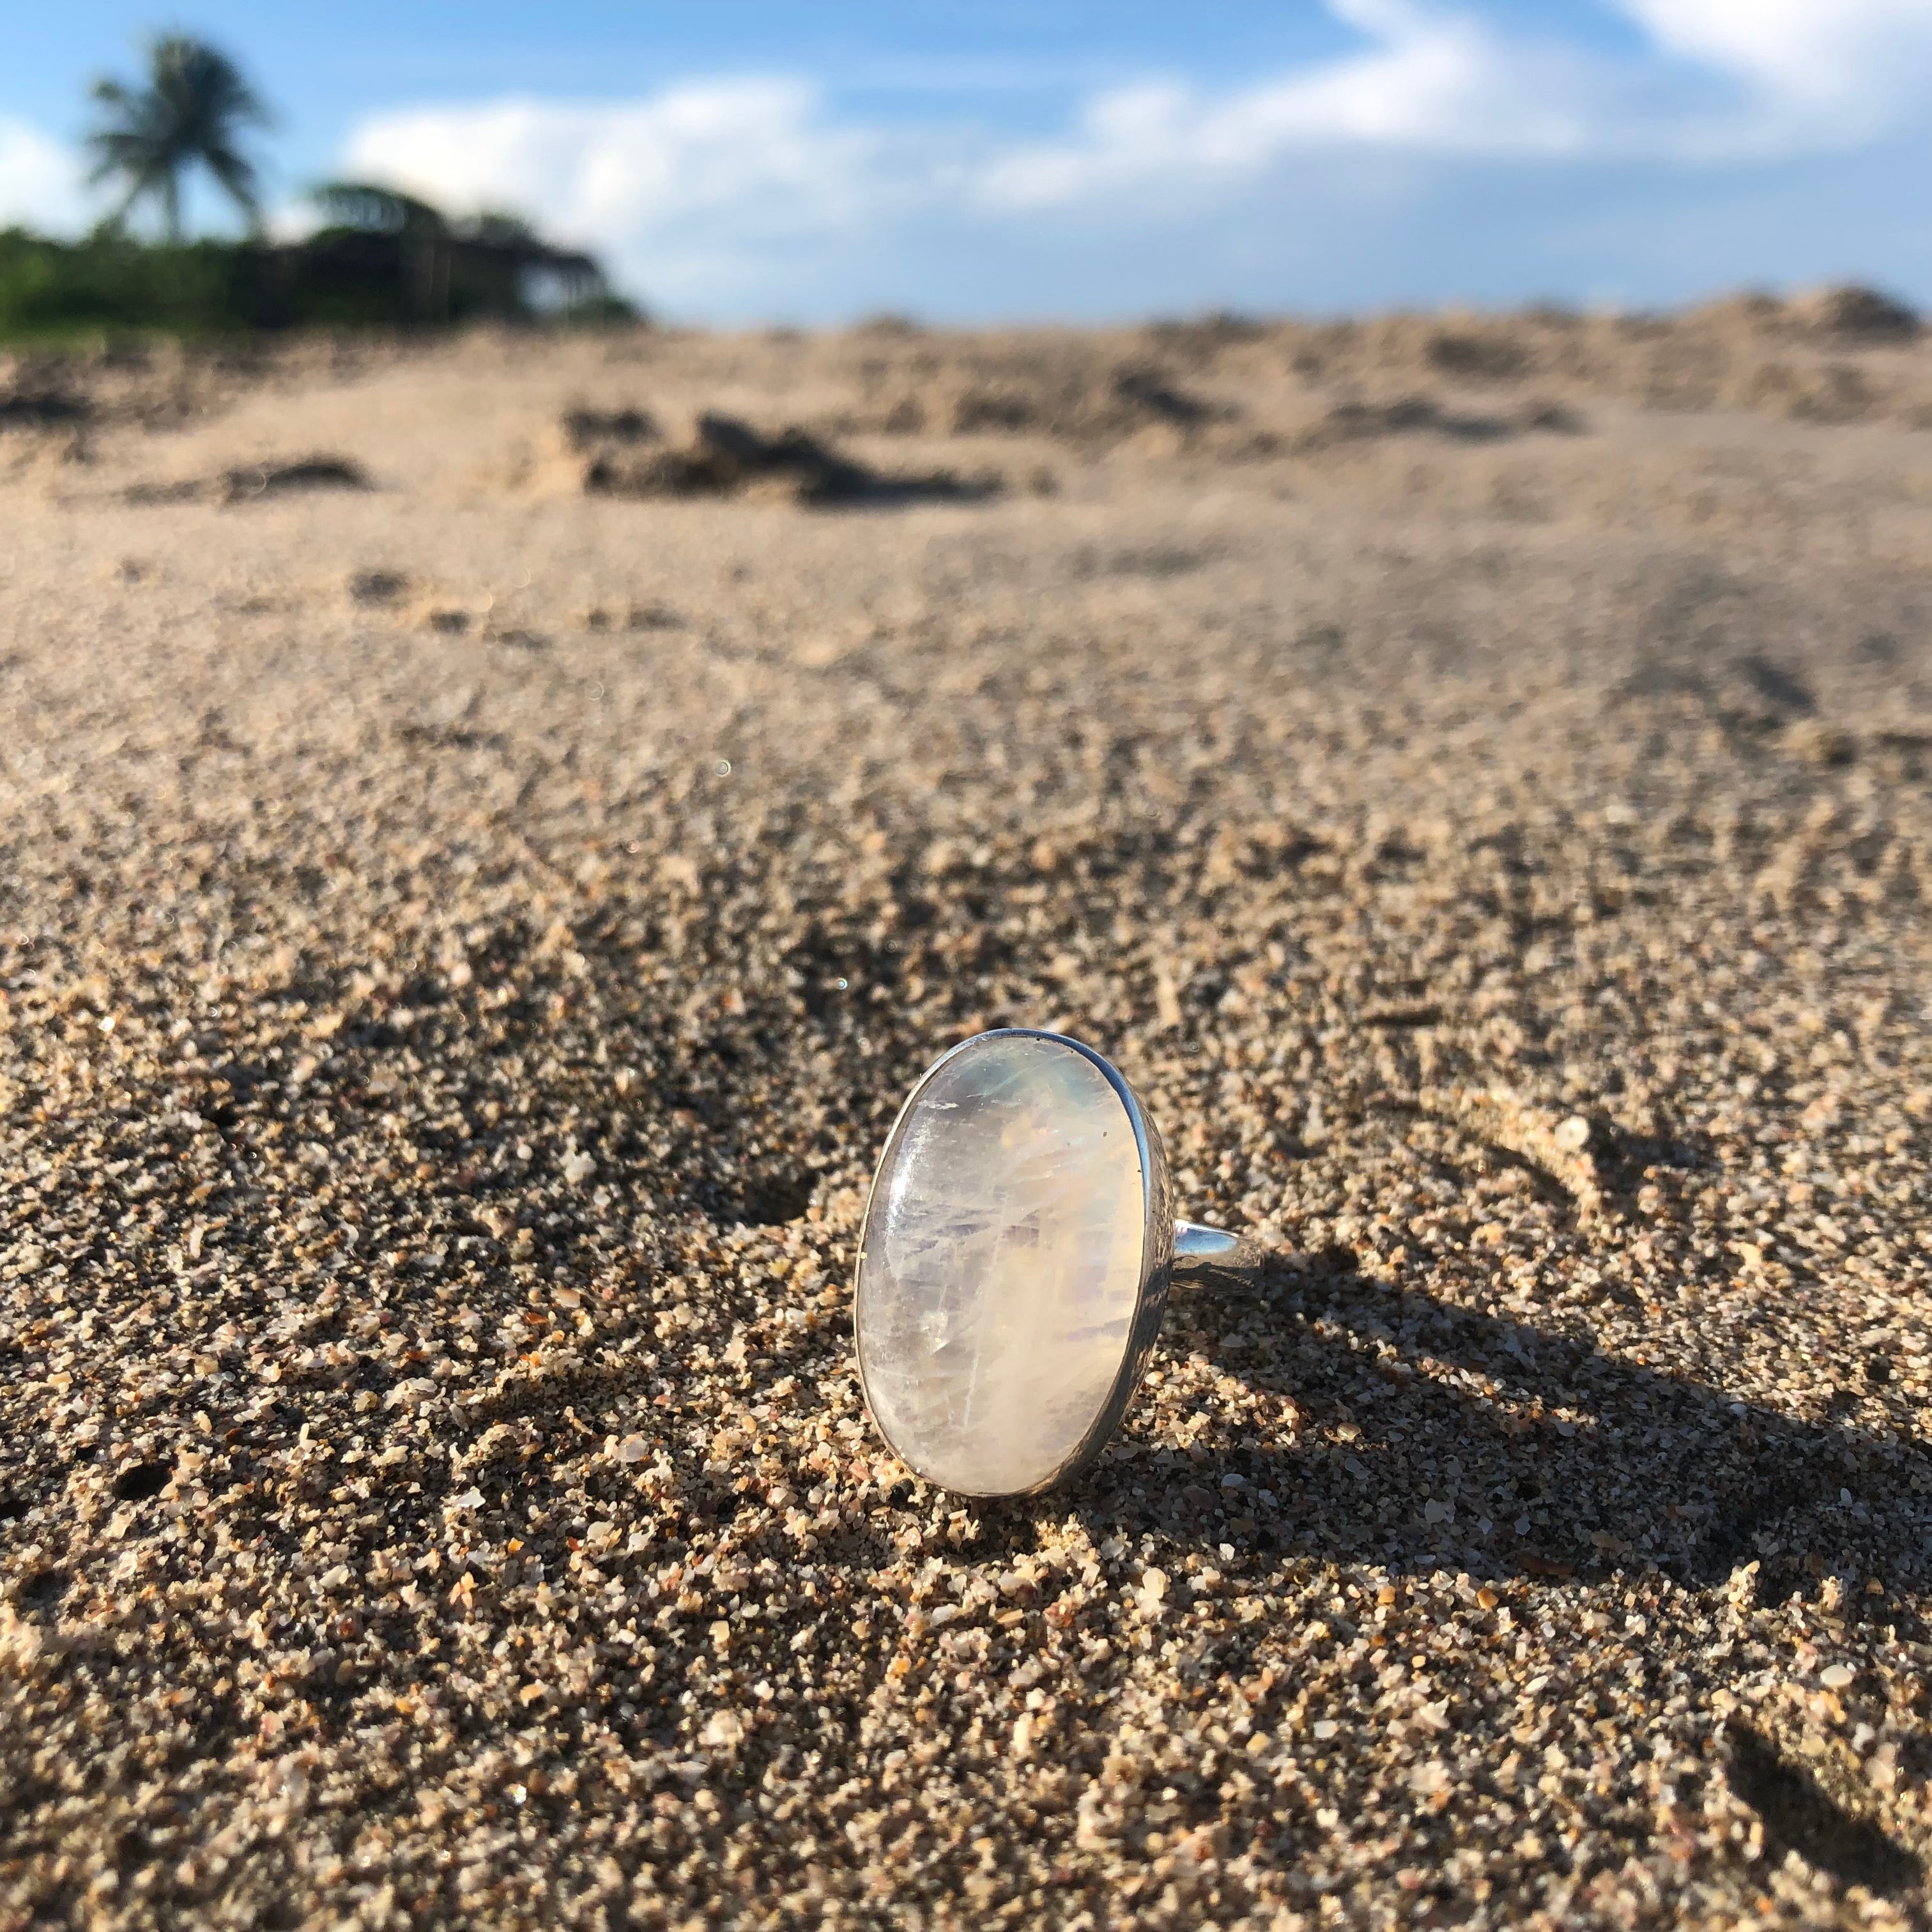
[1,34,631,339]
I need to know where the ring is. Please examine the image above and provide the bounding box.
[852,1029,1254,1499]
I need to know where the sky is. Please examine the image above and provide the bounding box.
[1,1,1928,324]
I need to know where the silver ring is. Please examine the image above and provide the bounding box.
[852,1029,1254,1499]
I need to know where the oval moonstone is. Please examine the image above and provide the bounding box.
[855,1032,1149,1496]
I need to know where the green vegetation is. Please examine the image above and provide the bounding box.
[0,33,631,343]
[0,222,629,342]
[0,229,261,340]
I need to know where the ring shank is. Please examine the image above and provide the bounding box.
[1172,1220,1248,1274]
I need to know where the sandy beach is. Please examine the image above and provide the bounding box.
[3,298,1931,1928]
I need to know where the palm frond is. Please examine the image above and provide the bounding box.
[311,181,448,236]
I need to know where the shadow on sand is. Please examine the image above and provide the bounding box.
[967,1250,1930,1600]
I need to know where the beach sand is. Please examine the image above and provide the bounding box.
[3,300,1931,1927]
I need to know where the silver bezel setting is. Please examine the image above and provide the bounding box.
[852,1028,1177,1499]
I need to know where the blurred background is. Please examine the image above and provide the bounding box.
[1,0,1929,332]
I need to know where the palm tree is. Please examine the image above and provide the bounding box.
[87,36,269,242]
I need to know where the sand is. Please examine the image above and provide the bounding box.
[2,296,1931,1929]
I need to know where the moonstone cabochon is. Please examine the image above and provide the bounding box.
[855,1031,1170,1498]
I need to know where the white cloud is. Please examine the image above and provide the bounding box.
[326,1,1932,316]
[980,0,1932,209]
[341,79,940,303]
[0,117,88,233]
[976,7,1607,213]
[1613,0,1932,114]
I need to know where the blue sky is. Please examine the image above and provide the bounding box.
[3,2,1928,323]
